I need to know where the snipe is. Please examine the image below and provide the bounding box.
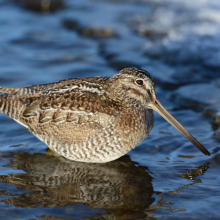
[0,67,210,162]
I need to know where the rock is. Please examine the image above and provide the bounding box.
[79,27,115,39]
[142,63,207,89]
[15,0,64,13]
[129,1,220,80]
[63,19,79,30]
[204,103,220,128]
[63,19,115,39]
[203,98,220,129]
[203,103,220,117]
[214,129,220,140]
[212,113,220,129]
[98,37,148,69]
[172,83,220,111]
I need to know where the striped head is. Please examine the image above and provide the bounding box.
[110,67,156,107]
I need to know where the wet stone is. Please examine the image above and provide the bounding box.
[142,63,207,89]
[79,27,115,39]
[128,1,220,80]
[203,103,220,129]
[172,83,220,111]
[212,112,220,130]
[203,104,220,117]
[63,19,79,30]
[15,0,64,12]
[63,19,115,39]
[214,129,220,140]
[99,37,149,70]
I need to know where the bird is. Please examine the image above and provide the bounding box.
[0,67,210,162]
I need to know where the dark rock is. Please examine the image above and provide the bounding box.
[204,104,220,130]
[98,36,150,70]
[214,129,220,140]
[15,0,64,13]
[79,27,115,39]
[172,83,220,111]
[212,113,220,129]
[63,19,79,30]
[63,19,115,39]
[203,103,220,117]
[203,98,220,129]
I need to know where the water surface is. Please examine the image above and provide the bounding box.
[0,0,220,219]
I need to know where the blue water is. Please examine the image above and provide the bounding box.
[0,0,220,219]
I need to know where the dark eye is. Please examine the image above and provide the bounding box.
[136,80,144,86]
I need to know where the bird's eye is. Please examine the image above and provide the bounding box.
[135,80,144,86]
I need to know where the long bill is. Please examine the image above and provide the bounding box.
[149,99,210,156]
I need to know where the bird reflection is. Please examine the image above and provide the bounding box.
[0,152,210,219]
[0,152,154,219]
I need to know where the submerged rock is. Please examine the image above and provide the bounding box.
[204,103,220,117]
[212,113,220,129]
[142,63,207,89]
[14,0,64,12]
[63,19,115,39]
[172,83,220,111]
[214,129,220,140]
[129,0,220,82]
[79,27,115,39]
[204,103,220,129]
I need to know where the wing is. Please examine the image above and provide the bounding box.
[0,76,109,96]
[0,76,111,125]
[1,76,122,161]
[0,78,75,95]
[10,77,119,148]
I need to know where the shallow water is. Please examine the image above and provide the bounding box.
[0,0,220,219]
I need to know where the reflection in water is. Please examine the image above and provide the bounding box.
[146,162,210,217]
[179,163,210,181]
[0,152,210,219]
[0,153,154,220]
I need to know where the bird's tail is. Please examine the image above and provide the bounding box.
[0,94,14,116]
[0,86,37,96]
[0,86,17,95]
[0,94,7,114]
[0,94,26,125]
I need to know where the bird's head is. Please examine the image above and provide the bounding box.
[110,67,210,156]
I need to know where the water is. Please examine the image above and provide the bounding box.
[0,0,220,219]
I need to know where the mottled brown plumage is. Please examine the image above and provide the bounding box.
[0,67,210,162]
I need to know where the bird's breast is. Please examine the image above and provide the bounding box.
[115,105,154,150]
